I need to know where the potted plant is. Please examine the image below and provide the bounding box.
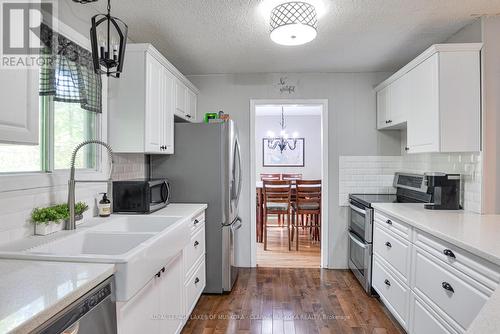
[31,202,90,235]
[31,207,65,235]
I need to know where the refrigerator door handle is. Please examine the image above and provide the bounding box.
[231,217,242,231]
[235,136,243,205]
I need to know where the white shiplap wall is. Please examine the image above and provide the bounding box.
[339,152,482,213]
[0,153,145,245]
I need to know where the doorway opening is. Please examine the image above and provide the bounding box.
[250,100,329,268]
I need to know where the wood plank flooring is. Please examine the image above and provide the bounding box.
[182,268,403,334]
[256,225,320,268]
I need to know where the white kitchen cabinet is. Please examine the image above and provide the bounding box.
[372,209,500,334]
[109,44,198,153]
[158,254,184,334]
[117,274,160,334]
[175,80,197,122]
[0,69,39,145]
[375,43,482,153]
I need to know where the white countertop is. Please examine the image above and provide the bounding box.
[467,285,500,333]
[0,260,114,334]
[151,203,207,219]
[372,203,500,266]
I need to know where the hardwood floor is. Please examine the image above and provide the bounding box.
[182,268,403,334]
[257,225,321,268]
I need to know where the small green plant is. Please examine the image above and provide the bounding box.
[31,202,89,225]
[31,207,65,225]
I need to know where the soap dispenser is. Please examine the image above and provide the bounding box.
[98,193,111,217]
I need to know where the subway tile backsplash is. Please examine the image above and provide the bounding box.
[339,152,482,213]
[0,153,146,246]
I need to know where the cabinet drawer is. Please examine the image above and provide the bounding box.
[373,224,410,282]
[191,211,205,233]
[410,292,458,334]
[372,257,409,329]
[414,229,500,291]
[374,210,410,240]
[185,258,206,315]
[412,246,489,331]
[185,225,205,278]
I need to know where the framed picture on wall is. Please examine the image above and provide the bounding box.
[262,138,305,167]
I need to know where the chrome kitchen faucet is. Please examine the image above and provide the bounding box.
[67,140,114,230]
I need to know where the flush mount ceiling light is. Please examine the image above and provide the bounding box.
[270,1,318,46]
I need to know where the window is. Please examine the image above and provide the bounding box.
[0,98,98,173]
[0,24,102,174]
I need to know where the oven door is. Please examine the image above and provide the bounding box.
[349,200,373,243]
[348,231,372,293]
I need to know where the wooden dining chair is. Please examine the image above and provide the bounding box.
[263,180,292,251]
[291,180,322,251]
[260,173,281,180]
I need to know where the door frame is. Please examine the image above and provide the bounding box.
[249,99,329,268]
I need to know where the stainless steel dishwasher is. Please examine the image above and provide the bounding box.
[34,276,117,334]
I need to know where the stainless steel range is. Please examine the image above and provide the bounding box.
[348,172,432,294]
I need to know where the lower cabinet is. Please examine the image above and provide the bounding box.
[373,209,500,334]
[117,254,183,334]
[372,256,410,329]
[116,210,207,334]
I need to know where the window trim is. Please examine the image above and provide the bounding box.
[0,17,110,193]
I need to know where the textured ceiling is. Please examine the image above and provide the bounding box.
[84,0,500,75]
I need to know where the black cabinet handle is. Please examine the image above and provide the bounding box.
[386,219,392,225]
[385,242,392,248]
[385,120,389,124]
[194,277,200,284]
[161,267,165,273]
[194,219,199,225]
[194,240,199,247]
[186,114,191,118]
[404,147,410,151]
[443,249,456,259]
[156,271,161,278]
[442,282,454,293]
[384,279,391,287]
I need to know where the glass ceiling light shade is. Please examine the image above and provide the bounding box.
[270,2,318,46]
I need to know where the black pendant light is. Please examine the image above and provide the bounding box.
[74,0,128,78]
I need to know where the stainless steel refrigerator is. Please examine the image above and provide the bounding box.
[150,120,242,293]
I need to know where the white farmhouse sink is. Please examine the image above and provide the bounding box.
[91,216,182,233]
[0,215,190,301]
[27,232,154,256]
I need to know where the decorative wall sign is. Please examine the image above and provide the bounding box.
[263,138,305,167]
[277,76,296,94]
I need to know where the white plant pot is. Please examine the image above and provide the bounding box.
[34,221,64,236]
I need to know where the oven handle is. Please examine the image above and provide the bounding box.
[349,231,368,249]
[349,203,366,216]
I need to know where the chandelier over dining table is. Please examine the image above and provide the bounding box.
[266,107,298,154]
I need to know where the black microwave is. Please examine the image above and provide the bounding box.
[113,179,171,213]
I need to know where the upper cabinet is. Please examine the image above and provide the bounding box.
[375,43,482,154]
[174,80,197,121]
[109,44,199,154]
[0,69,39,145]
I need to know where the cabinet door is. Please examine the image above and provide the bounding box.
[145,54,164,153]
[159,254,184,334]
[162,70,175,154]
[0,69,39,144]
[175,80,187,115]
[390,73,410,126]
[186,89,196,121]
[407,54,440,153]
[117,278,160,334]
[376,86,390,129]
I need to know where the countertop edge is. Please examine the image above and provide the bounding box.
[10,265,115,334]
